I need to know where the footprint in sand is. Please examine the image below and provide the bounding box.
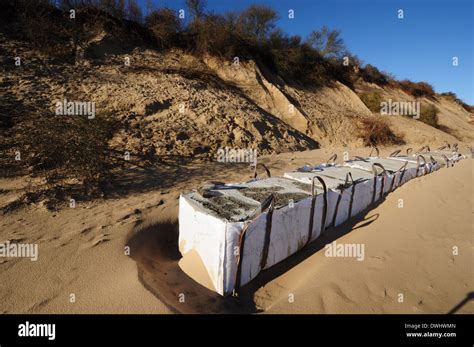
[80,226,94,235]
[90,234,110,247]
[118,209,143,223]
[7,237,27,243]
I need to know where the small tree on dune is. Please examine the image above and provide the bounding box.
[186,0,207,21]
[306,26,345,58]
[238,5,279,42]
[146,8,181,48]
[126,0,142,23]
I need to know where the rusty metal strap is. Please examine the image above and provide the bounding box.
[331,190,343,228]
[437,143,450,151]
[336,173,354,224]
[389,173,396,192]
[380,174,386,200]
[234,223,250,294]
[371,177,385,204]
[327,154,337,165]
[307,191,317,245]
[442,154,450,168]
[390,161,408,192]
[352,155,368,162]
[253,163,271,179]
[259,197,275,270]
[234,194,275,294]
[428,156,437,173]
[369,147,379,157]
[316,176,328,239]
[398,167,406,186]
[415,145,430,154]
[416,155,426,177]
[389,149,401,157]
[371,163,386,204]
[348,183,356,220]
[307,176,327,246]
[371,176,377,204]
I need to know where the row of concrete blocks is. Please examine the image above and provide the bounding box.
[178,146,465,295]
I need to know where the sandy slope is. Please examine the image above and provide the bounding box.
[259,158,473,314]
[0,146,472,314]
[356,81,474,144]
[3,34,472,166]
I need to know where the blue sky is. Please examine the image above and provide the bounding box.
[140,0,473,104]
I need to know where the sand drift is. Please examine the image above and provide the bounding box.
[178,145,465,296]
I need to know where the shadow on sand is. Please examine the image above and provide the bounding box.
[125,200,383,314]
[447,292,474,314]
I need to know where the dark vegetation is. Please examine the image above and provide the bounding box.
[440,92,473,113]
[360,64,391,86]
[0,0,469,208]
[0,0,361,87]
[397,80,435,98]
[357,118,405,147]
[359,64,440,99]
[1,0,461,94]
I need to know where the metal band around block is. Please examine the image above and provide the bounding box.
[371,163,387,204]
[234,194,275,294]
[306,176,327,247]
[332,172,354,225]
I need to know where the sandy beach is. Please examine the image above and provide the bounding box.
[1,146,472,314]
[1,0,473,318]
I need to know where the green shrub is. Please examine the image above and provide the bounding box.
[360,91,383,113]
[419,103,439,128]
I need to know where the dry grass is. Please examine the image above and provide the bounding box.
[357,117,405,146]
